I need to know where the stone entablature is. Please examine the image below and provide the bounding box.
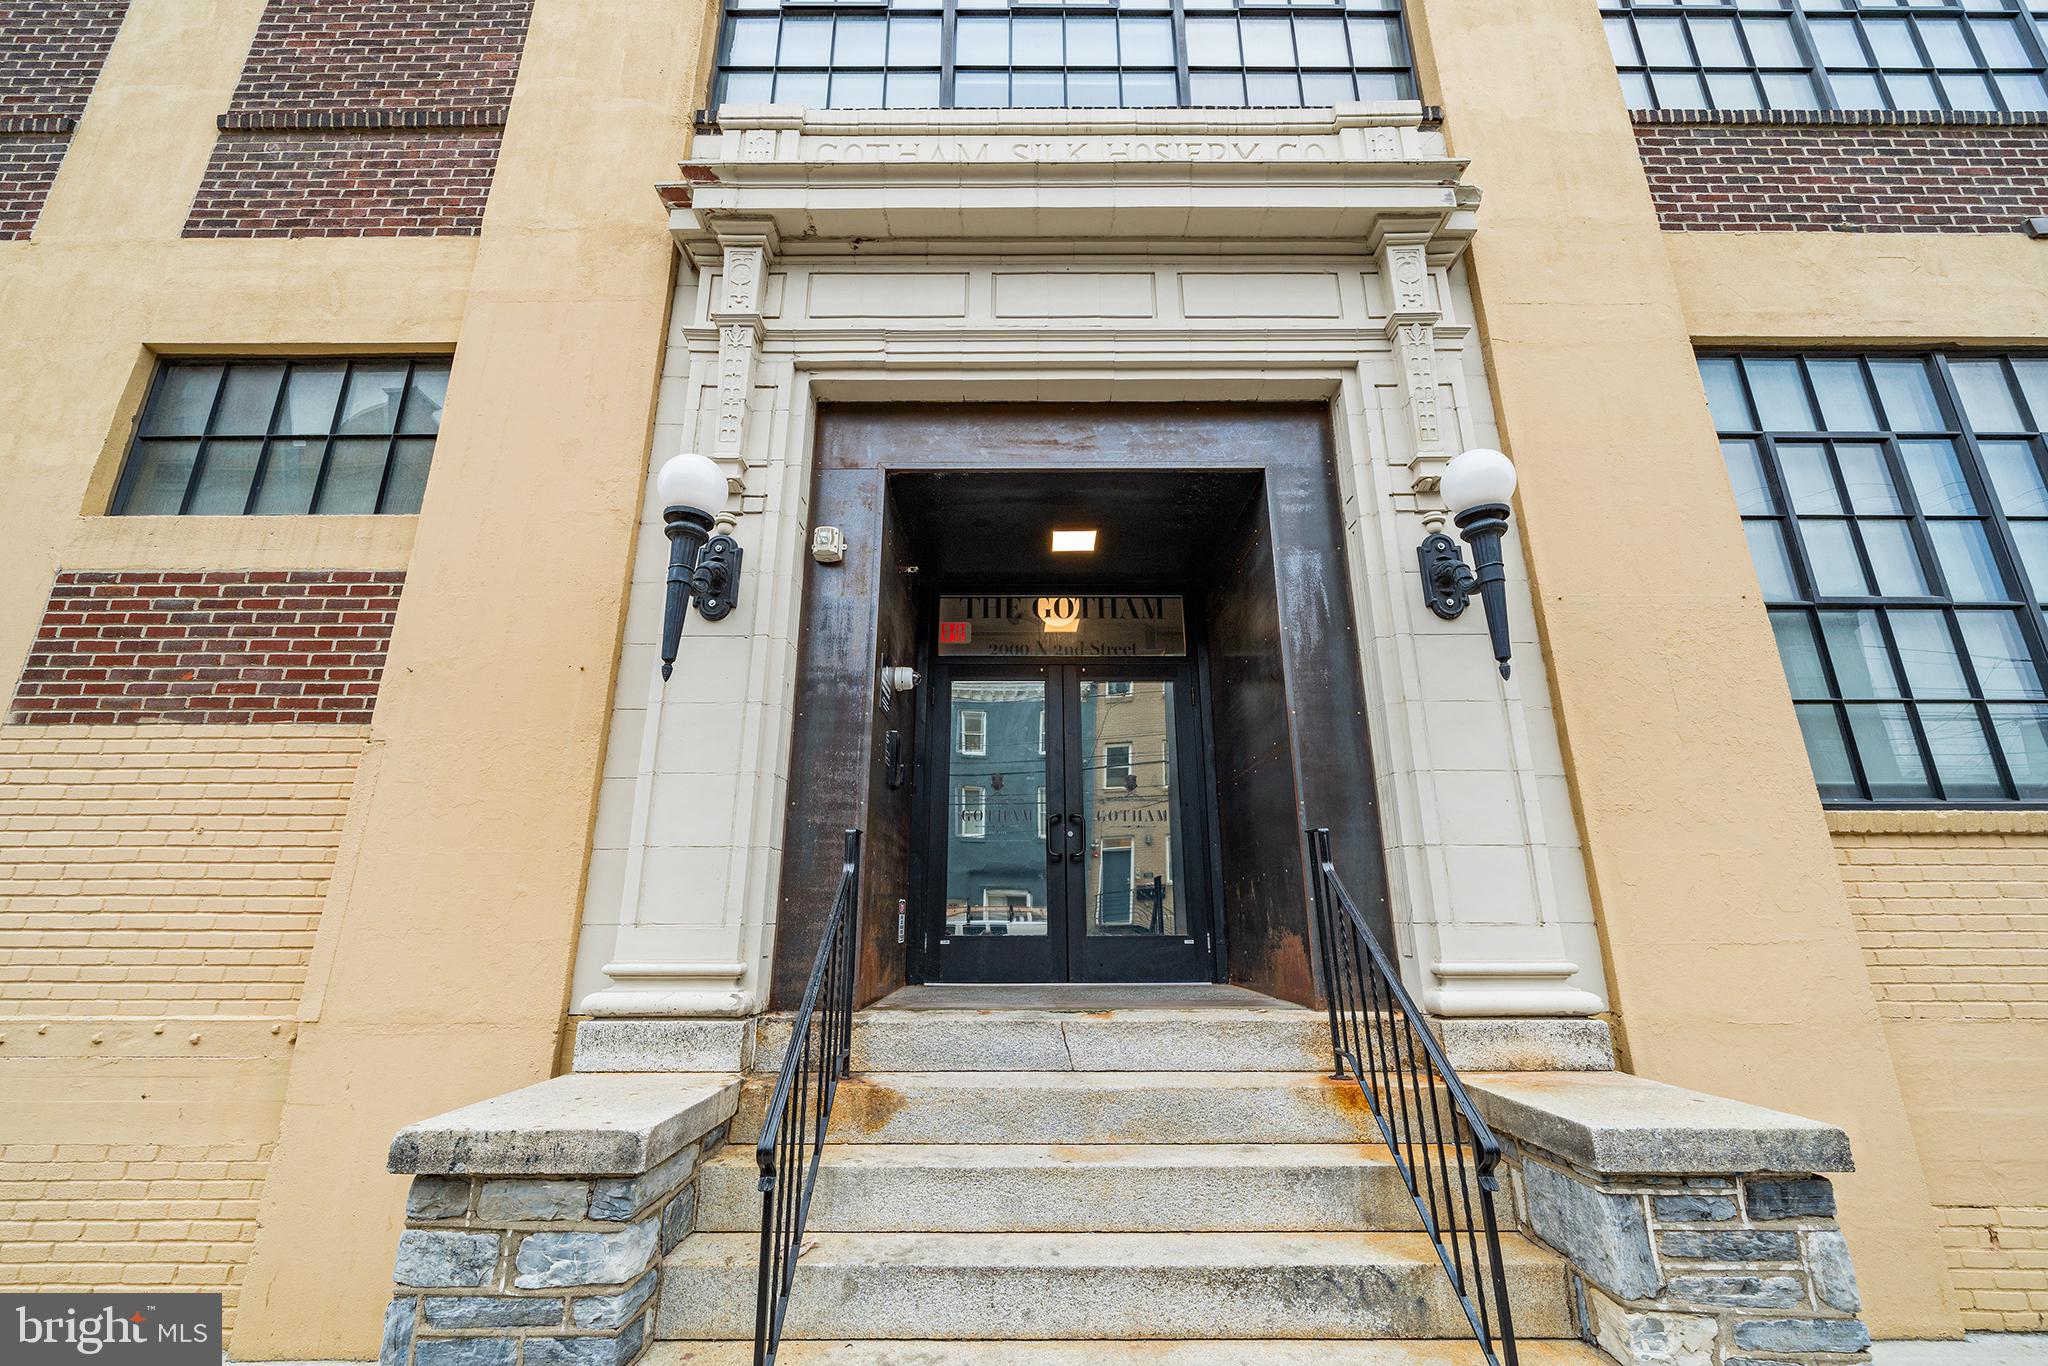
[670,104,1475,255]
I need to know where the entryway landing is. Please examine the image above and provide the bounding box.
[871,983,1299,1012]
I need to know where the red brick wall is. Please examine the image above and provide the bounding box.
[1635,114,2048,233]
[220,0,530,118]
[185,130,502,238]
[0,0,131,240]
[9,571,405,725]
[184,0,533,239]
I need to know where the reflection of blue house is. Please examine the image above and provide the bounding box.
[947,684,1047,922]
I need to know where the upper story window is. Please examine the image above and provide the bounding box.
[1708,352,2048,804]
[112,358,450,516]
[712,0,1415,111]
[1605,0,2048,114]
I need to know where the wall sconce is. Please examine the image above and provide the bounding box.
[656,451,742,681]
[1418,447,1518,679]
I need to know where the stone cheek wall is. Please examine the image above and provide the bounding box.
[183,0,533,238]
[9,570,403,725]
[1634,114,2048,233]
[382,1125,724,1366]
[0,0,130,239]
[1510,1153,1868,1366]
[1833,813,2048,1332]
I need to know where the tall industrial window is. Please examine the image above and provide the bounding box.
[1706,352,2048,804]
[1604,0,2048,113]
[112,358,451,516]
[711,0,1415,111]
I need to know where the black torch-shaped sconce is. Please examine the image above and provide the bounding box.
[655,451,743,681]
[1418,447,1518,678]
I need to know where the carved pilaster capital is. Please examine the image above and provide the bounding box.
[1377,238,1437,329]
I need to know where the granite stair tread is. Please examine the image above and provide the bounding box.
[693,1140,1426,1232]
[654,1228,1573,1341]
[647,1339,1610,1365]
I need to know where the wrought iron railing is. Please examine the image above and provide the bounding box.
[754,828,863,1366]
[1305,827,1520,1366]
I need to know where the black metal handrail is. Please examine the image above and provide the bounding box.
[1306,827,1520,1366]
[754,828,863,1366]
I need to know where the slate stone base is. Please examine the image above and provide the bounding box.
[1506,1153,1869,1366]
[379,1125,728,1366]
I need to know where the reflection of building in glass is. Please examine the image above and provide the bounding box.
[1082,680,1180,936]
[946,681,1049,937]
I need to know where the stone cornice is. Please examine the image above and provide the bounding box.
[662,104,1477,264]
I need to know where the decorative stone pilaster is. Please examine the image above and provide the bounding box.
[1374,229,1452,514]
[701,218,778,518]
[1471,1071,1870,1366]
[380,1076,740,1366]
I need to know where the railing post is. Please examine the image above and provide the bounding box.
[754,828,865,1366]
[1303,824,1519,1366]
[1305,827,1345,1080]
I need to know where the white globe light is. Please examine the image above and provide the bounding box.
[656,451,727,513]
[1440,447,1517,514]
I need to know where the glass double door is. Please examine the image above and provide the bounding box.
[930,661,1214,983]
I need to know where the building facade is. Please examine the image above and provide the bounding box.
[0,0,2044,1358]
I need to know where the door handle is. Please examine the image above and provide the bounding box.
[1066,813,1084,862]
[1047,814,1064,864]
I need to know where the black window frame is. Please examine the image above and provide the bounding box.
[707,0,1420,112]
[109,355,452,518]
[1708,349,2048,808]
[1604,0,2048,115]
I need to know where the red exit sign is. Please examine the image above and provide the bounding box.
[939,621,970,644]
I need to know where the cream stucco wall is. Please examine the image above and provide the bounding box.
[0,0,714,1356]
[1665,111,2048,1340]
[231,0,714,1352]
[1402,0,1966,1339]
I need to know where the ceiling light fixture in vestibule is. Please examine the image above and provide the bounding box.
[1050,529,1098,553]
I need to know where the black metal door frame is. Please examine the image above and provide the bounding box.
[912,583,1223,985]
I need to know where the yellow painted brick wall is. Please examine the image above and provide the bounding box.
[1833,810,2048,1332]
[1940,1206,2048,1331]
[0,724,365,1331]
[0,1141,271,1315]
[0,725,365,1016]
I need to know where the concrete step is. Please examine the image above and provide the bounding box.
[754,1007,1334,1074]
[647,1339,1609,1365]
[727,1072,1381,1145]
[654,1229,1573,1341]
[694,1142,1423,1233]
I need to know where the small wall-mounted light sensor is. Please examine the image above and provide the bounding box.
[2027,217,2048,240]
[1051,529,1098,553]
[811,525,846,563]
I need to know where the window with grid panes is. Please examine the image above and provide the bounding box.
[111,359,450,516]
[1705,353,2048,804]
[1604,0,2048,113]
[712,0,1415,110]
